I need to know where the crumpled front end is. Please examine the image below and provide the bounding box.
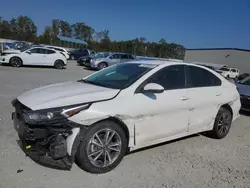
[12,99,82,170]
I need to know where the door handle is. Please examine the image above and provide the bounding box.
[215,92,221,96]
[180,96,189,101]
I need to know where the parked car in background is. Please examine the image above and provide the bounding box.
[216,67,239,79]
[12,61,240,173]
[0,46,67,69]
[236,76,250,111]
[69,48,93,60]
[8,41,30,50]
[238,73,250,81]
[46,46,70,60]
[196,64,215,71]
[84,52,136,70]
[0,42,11,51]
[77,52,110,66]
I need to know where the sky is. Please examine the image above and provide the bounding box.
[1,0,250,49]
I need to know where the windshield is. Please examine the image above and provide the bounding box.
[81,63,156,89]
[94,53,110,58]
[219,67,229,71]
[239,76,250,85]
[20,47,31,52]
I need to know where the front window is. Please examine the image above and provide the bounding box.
[219,67,230,71]
[81,63,157,89]
[239,76,250,85]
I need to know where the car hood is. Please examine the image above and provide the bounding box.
[17,81,120,110]
[236,83,250,96]
[3,49,21,54]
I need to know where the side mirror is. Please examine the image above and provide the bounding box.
[26,50,31,54]
[142,83,164,93]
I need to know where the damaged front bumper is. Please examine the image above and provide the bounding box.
[12,100,83,170]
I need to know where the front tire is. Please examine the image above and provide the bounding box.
[76,121,127,174]
[210,107,232,139]
[54,60,64,69]
[9,57,22,67]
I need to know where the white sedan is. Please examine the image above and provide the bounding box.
[0,47,67,69]
[12,61,241,173]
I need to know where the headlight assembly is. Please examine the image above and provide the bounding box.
[23,104,91,124]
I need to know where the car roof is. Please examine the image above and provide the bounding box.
[30,46,57,51]
[127,60,185,65]
[126,60,221,71]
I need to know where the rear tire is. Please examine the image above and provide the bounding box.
[75,120,127,174]
[9,57,22,67]
[54,60,64,69]
[97,62,108,70]
[210,107,232,139]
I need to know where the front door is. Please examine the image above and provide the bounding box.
[132,65,190,146]
[27,48,46,65]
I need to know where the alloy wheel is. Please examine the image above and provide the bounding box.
[217,112,231,136]
[87,128,122,168]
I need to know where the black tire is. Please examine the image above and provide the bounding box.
[9,57,22,67]
[210,107,232,139]
[97,62,108,70]
[54,60,64,69]
[75,120,128,174]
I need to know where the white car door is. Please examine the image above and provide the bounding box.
[131,65,190,146]
[186,65,222,133]
[45,49,58,66]
[26,48,45,65]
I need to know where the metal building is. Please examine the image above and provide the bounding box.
[184,48,250,73]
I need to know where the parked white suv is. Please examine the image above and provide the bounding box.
[0,47,67,69]
[12,61,241,173]
[217,67,239,79]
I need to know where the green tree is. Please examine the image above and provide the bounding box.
[59,20,72,37]
[0,18,11,38]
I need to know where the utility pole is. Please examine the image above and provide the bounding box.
[145,45,147,56]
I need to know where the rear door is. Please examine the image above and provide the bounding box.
[186,65,223,133]
[121,54,130,63]
[44,49,58,66]
[108,54,122,65]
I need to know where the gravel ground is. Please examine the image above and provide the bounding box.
[0,61,249,188]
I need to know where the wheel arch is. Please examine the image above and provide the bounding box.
[9,56,23,63]
[54,59,65,64]
[98,61,108,66]
[70,115,132,161]
[220,103,233,116]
